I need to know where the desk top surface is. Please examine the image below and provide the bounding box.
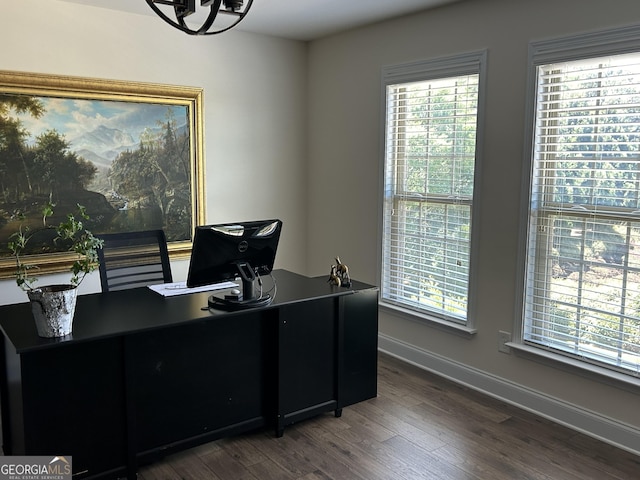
[0,269,377,354]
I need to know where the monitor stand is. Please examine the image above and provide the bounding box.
[208,261,273,311]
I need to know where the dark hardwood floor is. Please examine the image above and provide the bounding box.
[139,353,639,480]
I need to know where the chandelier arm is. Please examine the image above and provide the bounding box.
[199,0,254,36]
[198,0,224,34]
[145,0,195,34]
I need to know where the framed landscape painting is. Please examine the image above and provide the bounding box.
[0,71,205,278]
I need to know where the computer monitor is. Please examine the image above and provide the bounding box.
[186,219,282,310]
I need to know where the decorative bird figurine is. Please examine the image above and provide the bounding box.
[328,265,341,287]
[328,256,351,287]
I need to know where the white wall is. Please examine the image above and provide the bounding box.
[0,0,308,305]
[306,0,640,454]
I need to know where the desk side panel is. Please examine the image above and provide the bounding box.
[339,289,379,408]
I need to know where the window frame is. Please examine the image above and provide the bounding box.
[379,51,487,333]
[516,25,640,382]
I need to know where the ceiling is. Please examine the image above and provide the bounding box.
[59,0,461,41]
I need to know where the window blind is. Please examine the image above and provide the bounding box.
[382,73,479,323]
[524,51,640,375]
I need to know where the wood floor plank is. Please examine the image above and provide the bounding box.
[246,458,298,480]
[198,448,259,480]
[407,400,583,480]
[151,449,221,480]
[376,365,429,408]
[302,416,412,480]
[137,461,182,480]
[243,430,320,478]
[297,471,333,480]
[563,432,640,480]
[318,430,429,480]
[137,353,639,480]
[382,434,477,479]
[330,406,396,443]
[379,356,512,425]
[495,415,630,480]
[266,423,369,480]
[366,393,461,448]
[205,433,268,468]
[349,397,450,452]
[331,429,418,480]
[430,443,547,480]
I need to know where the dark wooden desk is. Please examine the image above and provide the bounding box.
[0,270,378,480]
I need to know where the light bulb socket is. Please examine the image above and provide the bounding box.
[223,0,243,12]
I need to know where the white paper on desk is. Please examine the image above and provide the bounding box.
[149,281,238,297]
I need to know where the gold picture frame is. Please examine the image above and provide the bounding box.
[0,70,205,279]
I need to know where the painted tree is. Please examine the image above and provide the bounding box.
[108,108,191,239]
[0,95,44,202]
[30,130,97,202]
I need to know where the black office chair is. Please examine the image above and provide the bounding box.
[97,229,173,292]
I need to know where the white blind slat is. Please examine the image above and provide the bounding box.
[526,51,640,376]
[382,68,479,324]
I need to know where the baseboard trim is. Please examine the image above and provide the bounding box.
[378,333,640,457]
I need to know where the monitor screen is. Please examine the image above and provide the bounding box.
[186,219,282,292]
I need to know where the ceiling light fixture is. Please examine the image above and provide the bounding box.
[146,0,254,36]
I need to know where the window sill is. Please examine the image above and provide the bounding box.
[508,342,640,393]
[380,302,477,338]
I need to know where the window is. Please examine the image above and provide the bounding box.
[523,27,640,376]
[381,52,485,326]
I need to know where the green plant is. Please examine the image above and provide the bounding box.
[8,203,104,291]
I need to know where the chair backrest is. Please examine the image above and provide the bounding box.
[97,230,173,292]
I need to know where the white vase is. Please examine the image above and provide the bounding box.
[27,284,78,338]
